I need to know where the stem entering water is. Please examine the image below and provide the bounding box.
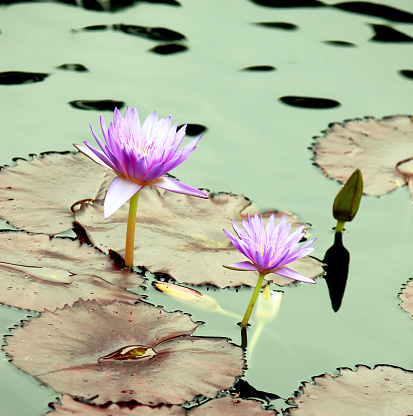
[335,220,345,233]
[240,272,266,327]
[125,191,140,267]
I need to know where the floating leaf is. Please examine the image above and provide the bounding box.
[289,365,413,415]
[74,183,324,287]
[0,71,49,85]
[0,232,143,311]
[150,44,188,55]
[68,99,125,111]
[280,96,340,109]
[312,115,413,199]
[113,24,185,41]
[46,395,186,415]
[255,22,298,30]
[0,152,106,235]
[5,300,244,405]
[399,278,413,316]
[369,24,413,42]
[333,2,413,23]
[177,124,207,136]
[189,395,277,415]
[56,63,89,72]
[241,65,276,71]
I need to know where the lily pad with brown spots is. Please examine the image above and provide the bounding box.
[74,184,323,287]
[0,152,105,235]
[288,365,413,415]
[5,300,245,405]
[0,232,143,311]
[312,115,413,199]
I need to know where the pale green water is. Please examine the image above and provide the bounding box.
[1,0,412,414]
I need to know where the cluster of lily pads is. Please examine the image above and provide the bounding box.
[1,109,412,415]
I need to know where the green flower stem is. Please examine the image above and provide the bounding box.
[125,191,140,267]
[335,220,345,233]
[240,271,266,327]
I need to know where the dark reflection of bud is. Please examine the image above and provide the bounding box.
[323,231,350,312]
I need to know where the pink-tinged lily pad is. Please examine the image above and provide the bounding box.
[312,115,413,198]
[0,232,143,311]
[289,365,413,415]
[46,395,186,415]
[74,184,323,287]
[0,152,105,235]
[399,278,413,315]
[5,299,245,405]
[189,396,277,415]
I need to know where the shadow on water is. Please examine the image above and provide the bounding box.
[322,231,350,313]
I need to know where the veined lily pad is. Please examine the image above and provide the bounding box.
[0,232,143,311]
[5,300,244,405]
[0,152,106,235]
[46,395,186,415]
[289,365,413,415]
[399,278,413,315]
[313,115,413,199]
[74,183,323,287]
[189,396,277,415]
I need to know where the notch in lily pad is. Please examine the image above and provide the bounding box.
[333,168,363,232]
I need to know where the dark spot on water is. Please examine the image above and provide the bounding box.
[113,24,186,41]
[332,2,413,23]
[249,0,325,7]
[68,99,125,111]
[369,24,413,42]
[178,124,207,136]
[242,65,276,71]
[56,63,89,72]
[55,0,179,12]
[323,40,356,47]
[150,43,187,55]
[399,70,413,80]
[255,22,298,30]
[280,96,341,109]
[78,24,109,31]
[0,71,49,85]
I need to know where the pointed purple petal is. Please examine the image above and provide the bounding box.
[223,261,261,272]
[150,177,208,198]
[271,267,316,284]
[104,177,143,219]
[74,144,113,170]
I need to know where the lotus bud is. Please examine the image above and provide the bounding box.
[333,169,363,231]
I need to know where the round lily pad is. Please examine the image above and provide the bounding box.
[312,115,413,199]
[289,365,413,415]
[5,300,245,405]
[74,184,324,287]
[399,278,413,315]
[0,152,106,235]
[0,232,143,311]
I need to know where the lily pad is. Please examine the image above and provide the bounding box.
[4,300,244,405]
[46,395,185,415]
[0,152,106,235]
[74,182,324,287]
[399,278,413,316]
[0,232,143,312]
[312,115,413,198]
[289,365,413,415]
[189,396,277,415]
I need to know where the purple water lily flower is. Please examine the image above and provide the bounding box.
[223,213,317,284]
[74,107,208,218]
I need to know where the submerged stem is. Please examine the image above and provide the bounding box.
[240,272,266,327]
[125,191,140,267]
[335,220,345,233]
